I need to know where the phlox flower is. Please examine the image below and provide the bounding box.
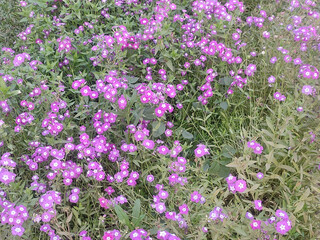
[194,144,210,158]
[234,179,247,192]
[301,85,314,95]
[190,191,201,203]
[250,220,261,230]
[254,200,263,211]
[276,219,292,235]
[256,172,264,179]
[179,204,189,215]
[155,202,166,214]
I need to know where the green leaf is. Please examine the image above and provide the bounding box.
[7,90,21,98]
[219,77,233,85]
[132,199,141,227]
[266,116,274,133]
[126,76,139,84]
[166,60,175,72]
[152,121,165,138]
[182,130,193,139]
[221,145,236,158]
[220,101,228,110]
[114,204,132,230]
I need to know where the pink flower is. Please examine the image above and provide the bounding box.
[234,179,247,192]
[155,108,165,117]
[142,139,154,149]
[157,145,169,155]
[140,18,148,25]
[190,191,201,203]
[254,200,263,210]
[11,225,25,236]
[301,85,314,95]
[276,220,291,235]
[194,144,209,158]
[80,86,91,96]
[69,194,79,203]
[155,202,166,214]
[179,204,189,215]
[127,178,137,186]
[268,75,276,83]
[146,175,154,182]
[247,140,258,149]
[274,92,281,100]
[158,190,169,199]
[225,174,237,184]
[256,172,264,179]
[250,220,261,230]
[118,95,127,109]
[253,145,263,154]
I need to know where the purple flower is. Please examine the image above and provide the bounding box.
[301,85,314,95]
[179,204,189,215]
[234,180,247,192]
[256,172,264,179]
[254,200,263,210]
[155,202,166,214]
[146,175,154,182]
[276,220,291,235]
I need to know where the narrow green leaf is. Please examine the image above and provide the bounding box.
[132,199,141,227]
[114,204,132,230]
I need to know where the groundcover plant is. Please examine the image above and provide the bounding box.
[0,0,319,239]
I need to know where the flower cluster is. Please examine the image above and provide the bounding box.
[0,198,28,237]
[208,206,228,222]
[0,153,16,185]
[247,140,264,154]
[226,174,247,193]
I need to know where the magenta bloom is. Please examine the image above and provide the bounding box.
[11,226,25,236]
[250,220,261,230]
[301,85,314,95]
[194,144,210,158]
[253,145,263,154]
[69,194,79,203]
[247,140,257,149]
[256,172,264,179]
[179,204,189,215]
[234,179,247,192]
[142,139,154,149]
[155,202,166,214]
[275,209,288,219]
[268,75,276,83]
[118,95,127,109]
[276,220,292,235]
[158,190,169,199]
[245,212,254,220]
[140,18,148,25]
[254,200,263,211]
[274,92,281,100]
[146,175,154,182]
[157,145,169,155]
[190,191,201,203]
[225,174,237,184]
